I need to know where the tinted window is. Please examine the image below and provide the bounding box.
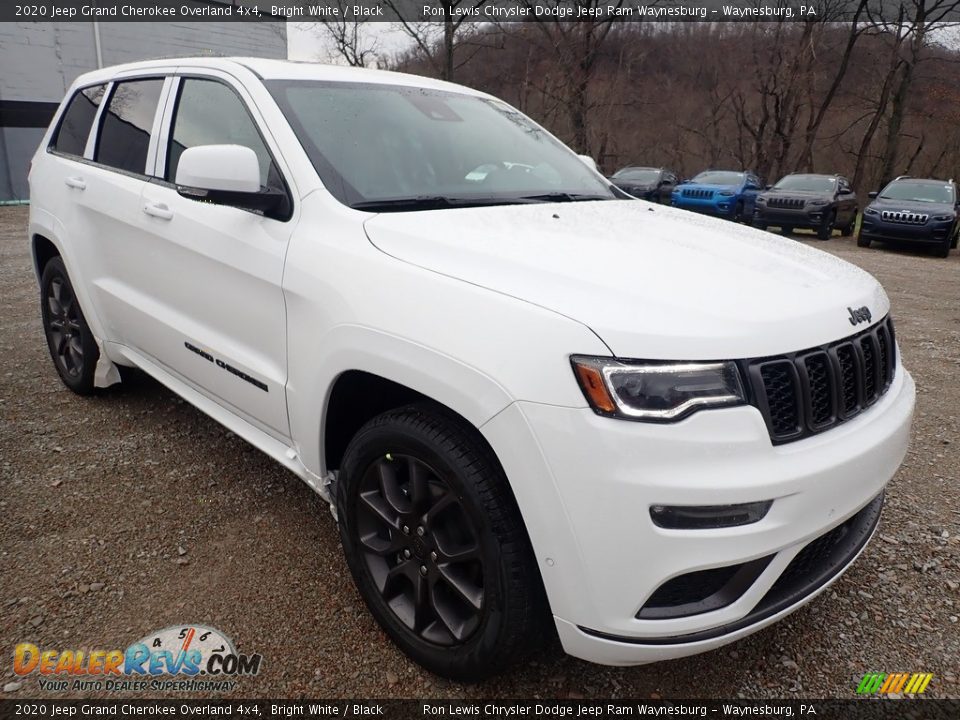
[52,85,106,156]
[166,79,279,190]
[95,79,164,174]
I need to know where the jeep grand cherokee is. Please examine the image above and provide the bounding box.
[29,58,914,679]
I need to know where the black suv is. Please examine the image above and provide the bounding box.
[608,166,678,203]
[858,177,959,258]
[753,173,858,240]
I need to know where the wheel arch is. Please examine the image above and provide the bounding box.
[31,233,62,283]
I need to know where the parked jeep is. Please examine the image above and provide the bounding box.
[671,170,762,221]
[754,174,858,240]
[608,166,678,203]
[858,177,959,258]
[29,58,914,680]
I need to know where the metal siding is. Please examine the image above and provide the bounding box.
[0,20,287,200]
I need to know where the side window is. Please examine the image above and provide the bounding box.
[52,84,106,156]
[166,78,280,191]
[94,79,165,174]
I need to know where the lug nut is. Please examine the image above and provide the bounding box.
[430,551,438,562]
[403,549,412,559]
[402,525,410,535]
[416,526,425,537]
[419,565,428,576]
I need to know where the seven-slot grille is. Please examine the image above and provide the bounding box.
[682,188,714,199]
[743,316,897,444]
[766,197,805,210]
[880,210,928,225]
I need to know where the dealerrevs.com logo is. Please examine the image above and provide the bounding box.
[856,672,934,695]
[13,624,262,693]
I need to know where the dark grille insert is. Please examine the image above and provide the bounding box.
[638,555,774,620]
[682,188,713,199]
[758,361,801,437]
[767,197,805,210]
[835,344,860,417]
[745,316,896,444]
[803,352,834,427]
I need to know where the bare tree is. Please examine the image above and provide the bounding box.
[873,0,960,186]
[299,13,383,68]
[383,0,489,80]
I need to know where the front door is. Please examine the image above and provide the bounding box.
[130,75,295,439]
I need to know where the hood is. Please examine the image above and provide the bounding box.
[363,200,888,360]
[869,196,954,214]
[760,189,833,202]
[676,183,741,193]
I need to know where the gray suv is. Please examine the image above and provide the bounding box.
[754,174,858,240]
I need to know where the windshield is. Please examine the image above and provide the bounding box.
[613,168,659,183]
[774,175,837,193]
[880,181,955,204]
[692,171,744,186]
[268,80,616,210]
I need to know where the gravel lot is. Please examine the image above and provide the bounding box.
[1,205,958,700]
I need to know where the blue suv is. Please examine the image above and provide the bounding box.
[671,170,763,221]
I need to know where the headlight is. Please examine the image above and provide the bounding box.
[808,199,829,206]
[864,207,879,216]
[756,196,767,204]
[933,214,955,222]
[718,190,736,197]
[571,356,745,422]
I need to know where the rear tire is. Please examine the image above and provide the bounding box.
[40,257,99,395]
[336,404,547,680]
[841,213,857,237]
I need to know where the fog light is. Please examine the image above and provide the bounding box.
[650,501,772,530]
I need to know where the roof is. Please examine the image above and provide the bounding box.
[70,57,487,97]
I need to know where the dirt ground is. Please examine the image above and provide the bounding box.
[1,205,958,700]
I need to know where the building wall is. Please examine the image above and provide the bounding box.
[0,19,287,200]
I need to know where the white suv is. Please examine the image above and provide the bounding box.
[29,58,915,679]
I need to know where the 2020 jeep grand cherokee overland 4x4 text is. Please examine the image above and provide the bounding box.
[29,58,915,680]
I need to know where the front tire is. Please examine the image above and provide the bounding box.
[857,233,871,248]
[817,211,836,240]
[336,405,546,680]
[40,257,99,395]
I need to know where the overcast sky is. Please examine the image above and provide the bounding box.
[287,22,413,63]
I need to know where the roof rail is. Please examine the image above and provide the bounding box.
[894,175,911,181]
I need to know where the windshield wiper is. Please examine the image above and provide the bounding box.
[517,192,613,203]
[350,196,538,212]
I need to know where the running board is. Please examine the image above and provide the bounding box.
[109,344,334,508]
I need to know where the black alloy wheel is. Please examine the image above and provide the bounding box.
[337,405,546,680]
[40,257,99,394]
[354,452,484,646]
[817,210,836,240]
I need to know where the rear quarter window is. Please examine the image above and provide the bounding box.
[51,85,106,157]
[94,79,165,175]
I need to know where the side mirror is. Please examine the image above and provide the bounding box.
[577,154,599,172]
[764,184,772,190]
[868,191,878,199]
[175,144,283,215]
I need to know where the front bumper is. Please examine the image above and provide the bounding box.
[860,216,954,244]
[754,206,826,229]
[482,366,914,665]
[672,196,735,216]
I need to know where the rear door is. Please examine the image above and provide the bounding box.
[130,73,295,439]
[72,76,172,344]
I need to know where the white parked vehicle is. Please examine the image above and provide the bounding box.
[29,58,915,680]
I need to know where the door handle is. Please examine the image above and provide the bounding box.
[142,201,173,221]
[64,176,86,190]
